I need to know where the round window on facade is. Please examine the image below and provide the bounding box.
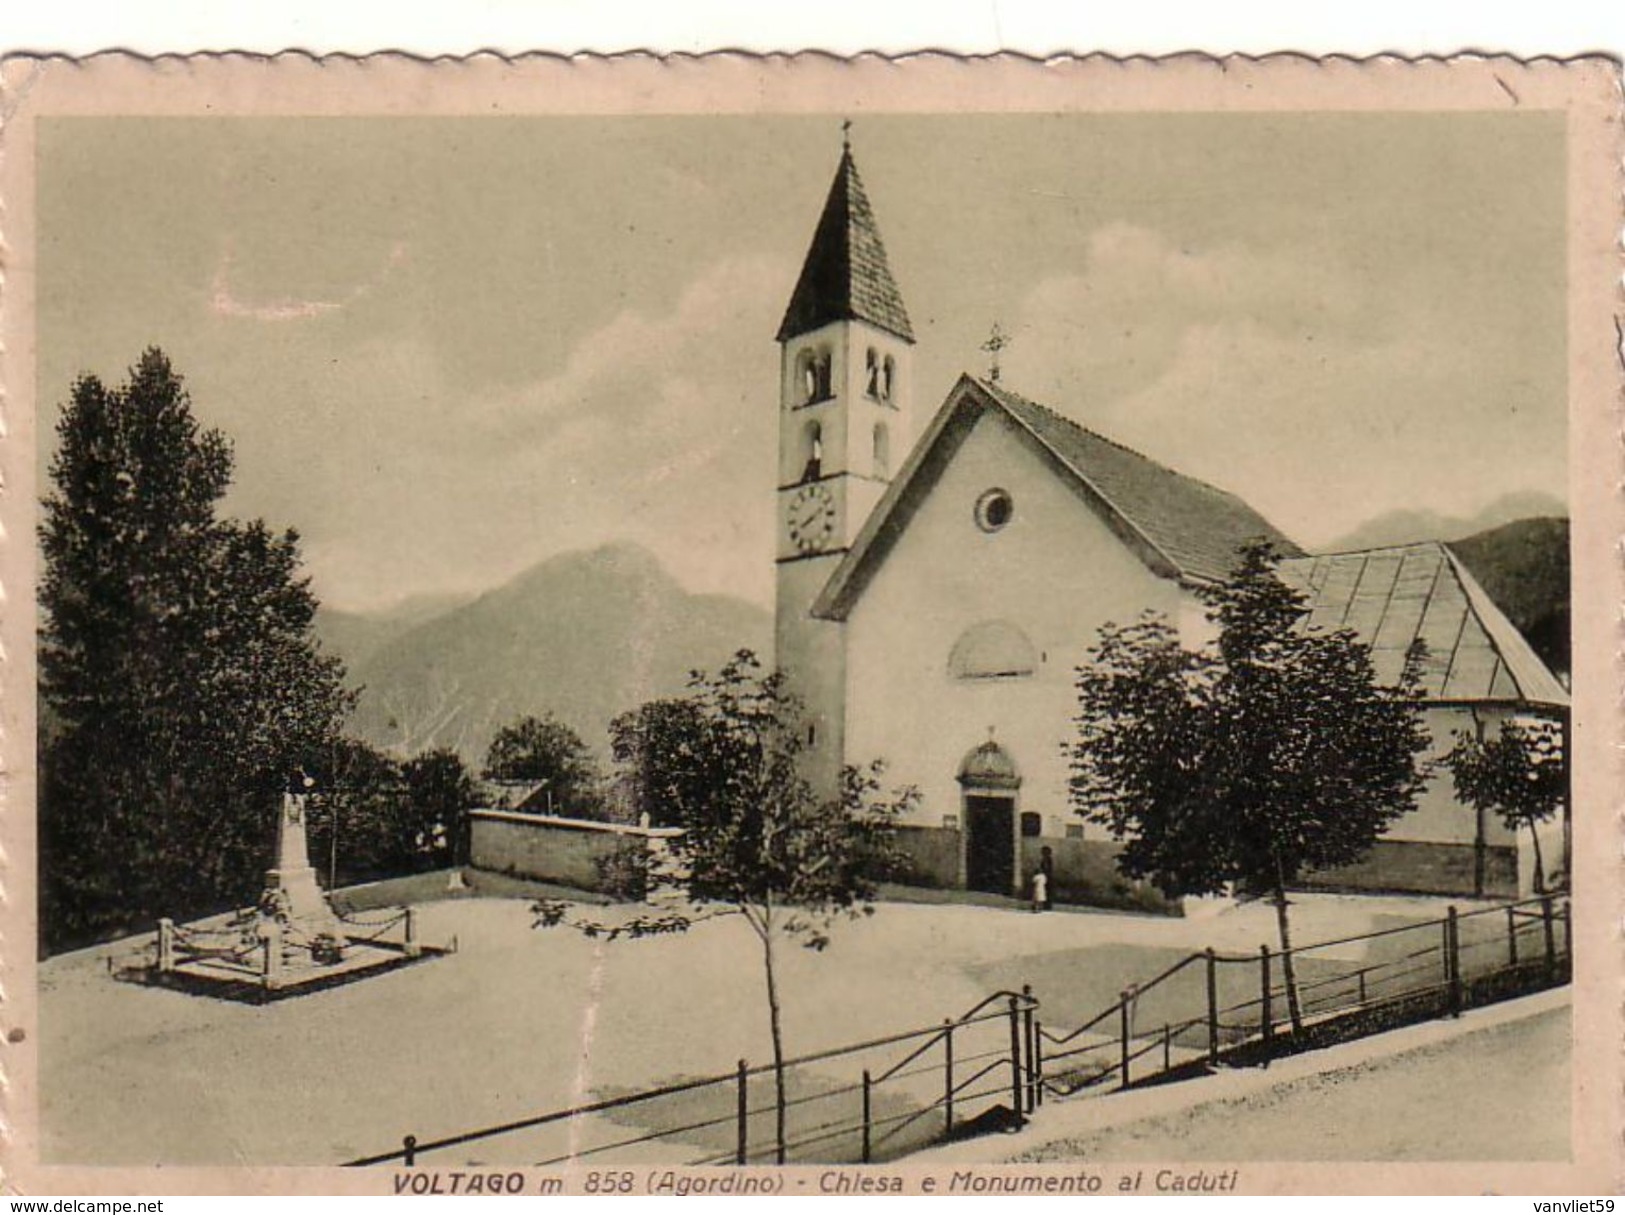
[975,488,1014,532]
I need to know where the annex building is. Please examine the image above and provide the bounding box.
[770,144,1569,906]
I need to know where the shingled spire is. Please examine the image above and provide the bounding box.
[777,145,915,344]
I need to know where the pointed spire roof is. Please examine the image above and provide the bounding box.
[777,147,915,344]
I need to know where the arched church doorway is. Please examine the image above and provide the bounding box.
[957,738,1022,896]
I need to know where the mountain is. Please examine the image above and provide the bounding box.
[337,542,770,763]
[316,591,476,672]
[1446,516,1570,682]
[1322,490,1567,554]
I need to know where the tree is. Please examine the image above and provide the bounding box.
[1444,720,1566,893]
[483,713,600,818]
[537,651,914,1160]
[305,739,407,886]
[402,748,480,871]
[1069,541,1431,1031]
[606,697,710,826]
[39,349,353,948]
[305,741,482,885]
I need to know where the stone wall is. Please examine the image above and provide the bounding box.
[468,811,680,895]
[1020,834,1180,915]
[890,823,1179,914]
[892,823,961,887]
[895,826,1522,904]
[1300,839,1519,898]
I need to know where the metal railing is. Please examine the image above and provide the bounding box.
[346,987,1040,1168]
[347,893,1569,1168]
[1037,892,1570,1099]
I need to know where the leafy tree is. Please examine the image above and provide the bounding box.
[607,697,710,826]
[483,713,600,818]
[39,349,353,948]
[305,739,408,885]
[538,650,914,1160]
[305,741,482,885]
[1069,541,1430,1031]
[1444,720,1566,893]
[402,748,479,871]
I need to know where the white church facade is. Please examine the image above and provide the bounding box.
[771,144,1569,908]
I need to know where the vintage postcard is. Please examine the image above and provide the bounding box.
[0,54,1620,1197]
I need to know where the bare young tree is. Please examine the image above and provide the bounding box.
[536,650,914,1159]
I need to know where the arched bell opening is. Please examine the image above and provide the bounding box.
[801,419,824,482]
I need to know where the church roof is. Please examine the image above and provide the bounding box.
[812,375,1302,620]
[984,381,1304,582]
[1279,543,1569,709]
[776,148,915,344]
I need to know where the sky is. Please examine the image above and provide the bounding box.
[36,112,1568,613]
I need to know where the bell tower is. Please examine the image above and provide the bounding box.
[774,134,915,797]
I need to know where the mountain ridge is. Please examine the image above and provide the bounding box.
[316,512,1569,770]
[317,542,770,764]
[1320,490,1566,554]
[1446,516,1569,682]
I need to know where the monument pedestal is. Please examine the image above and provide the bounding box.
[147,775,440,1000]
[261,783,344,951]
[265,864,343,938]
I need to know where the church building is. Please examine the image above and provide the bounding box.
[771,143,1569,908]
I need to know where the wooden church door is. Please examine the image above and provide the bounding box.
[964,795,1016,895]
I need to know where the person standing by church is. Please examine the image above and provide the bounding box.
[1032,845,1055,913]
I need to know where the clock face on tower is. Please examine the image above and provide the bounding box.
[787,482,838,553]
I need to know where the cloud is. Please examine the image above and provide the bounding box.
[1007,223,1369,399]
[210,238,409,322]
[466,254,788,441]
[224,222,1560,613]
[1000,224,1564,549]
[266,254,794,612]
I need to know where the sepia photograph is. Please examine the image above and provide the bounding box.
[1,53,1618,1196]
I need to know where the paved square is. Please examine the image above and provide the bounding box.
[39,889,1488,1165]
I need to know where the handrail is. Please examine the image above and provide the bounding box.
[881,1057,956,1085]
[950,1058,1006,1100]
[989,895,1555,1124]
[345,1068,740,1165]
[873,1026,948,1084]
[347,986,1034,1166]
[1130,949,1206,995]
[870,1100,942,1149]
[1455,894,1556,922]
[955,988,1038,1022]
[351,894,1568,1169]
[1039,1000,1119,1045]
[951,1044,1013,1066]
[1041,949,1213,1049]
[873,988,1035,1083]
[532,1105,743,1168]
[1283,894,1552,956]
[773,1000,1021,1074]
[1042,1040,1115,1066]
